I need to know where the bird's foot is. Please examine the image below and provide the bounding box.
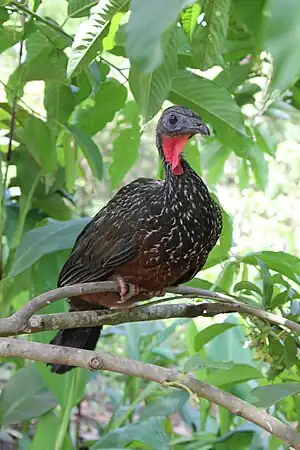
[116,275,140,303]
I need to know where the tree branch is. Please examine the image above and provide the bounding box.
[0,337,299,449]
[0,282,299,336]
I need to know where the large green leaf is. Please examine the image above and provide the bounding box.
[265,0,300,91]
[242,251,300,285]
[8,218,89,278]
[92,417,169,449]
[73,78,127,136]
[169,70,249,153]
[109,101,141,189]
[126,0,195,72]
[140,391,189,420]
[0,366,56,425]
[67,0,129,78]
[68,0,98,18]
[30,411,73,450]
[20,116,57,173]
[44,83,75,127]
[129,28,177,122]
[194,323,238,351]
[251,382,300,407]
[192,0,230,70]
[204,203,232,269]
[66,124,103,179]
[205,364,263,386]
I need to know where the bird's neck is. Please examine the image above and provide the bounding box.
[156,134,211,203]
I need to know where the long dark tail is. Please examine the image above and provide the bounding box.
[49,326,102,374]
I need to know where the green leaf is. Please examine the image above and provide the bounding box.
[68,0,98,18]
[44,83,75,127]
[0,27,23,54]
[126,0,194,72]
[20,116,56,173]
[215,63,253,93]
[242,251,300,285]
[0,7,9,23]
[74,78,127,136]
[67,0,129,78]
[66,124,103,179]
[205,364,263,387]
[0,366,56,425]
[284,335,298,369]
[214,430,255,450]
[140,391,189,420]
[109,102,141,189]
[192,0,230,70]
[233,281,262,296]
[204,204,232,269]
[180,3,201,42]
[248,144,268,190]
[184,355,234,372]
[194,323,238,351]
[30,411,73,450]
[238,158,249,191]
[63,132,78,192]
[265,0,300,91]
[251,382,300,407]
[8,218,90,278]
[169,70,249,153]
[129,29,177,122]
[92,417,169,449]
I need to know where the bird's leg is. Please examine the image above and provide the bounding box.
[116,275,141,303]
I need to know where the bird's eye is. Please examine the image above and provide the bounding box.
[168,114,177,125]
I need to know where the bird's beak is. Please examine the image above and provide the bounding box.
[197,123,210,136]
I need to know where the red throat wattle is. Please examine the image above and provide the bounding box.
[162,135,190,175]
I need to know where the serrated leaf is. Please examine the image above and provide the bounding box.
[129,28,177,122]
[20,116,56,173]
[108,102,141,189]
[169,70,249,153]
[181,3,201,42]
[68,0,98,18]
[192,0,230,70]
[251,382,300,407]
[8,218,90,277]
[265,0,300,92]
[194,323,238,351]
[66,124,103,179]
[126,0,195,72]
[67,0,129,78]
[0,366,56,425]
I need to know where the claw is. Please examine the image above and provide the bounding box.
[116,275,140,303]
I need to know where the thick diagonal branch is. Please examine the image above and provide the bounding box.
[0,337,299,449]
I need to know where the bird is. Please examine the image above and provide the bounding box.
[49,105,223,373]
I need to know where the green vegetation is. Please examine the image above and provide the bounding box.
[0,0,300,449]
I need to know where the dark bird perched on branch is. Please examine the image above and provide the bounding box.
[50,105,222,373]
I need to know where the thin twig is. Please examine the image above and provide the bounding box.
[0,337,299,449]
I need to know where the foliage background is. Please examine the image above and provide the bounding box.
[0,0,300,449]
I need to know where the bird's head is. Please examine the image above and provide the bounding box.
[157,105,210,175]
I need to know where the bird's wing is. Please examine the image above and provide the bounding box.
[58,178,162,287]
